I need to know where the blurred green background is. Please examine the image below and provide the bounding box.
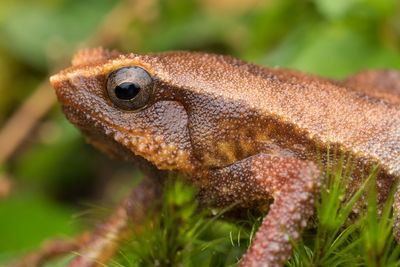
[0,0,399,265]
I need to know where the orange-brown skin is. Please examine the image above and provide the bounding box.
[50,47,400,266]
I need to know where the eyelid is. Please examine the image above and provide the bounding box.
[106,66,154,111]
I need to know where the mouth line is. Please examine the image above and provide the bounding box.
[61,104,152,144]
[62,104,116,133]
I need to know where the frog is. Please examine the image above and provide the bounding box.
[49,47,400,267]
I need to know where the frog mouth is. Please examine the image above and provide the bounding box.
[61,105,100,130]
[61,105,137,161]
[61,104,129,141]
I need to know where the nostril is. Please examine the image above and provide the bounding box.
[69,75,83,88]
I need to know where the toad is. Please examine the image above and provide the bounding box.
[50,47,400,266]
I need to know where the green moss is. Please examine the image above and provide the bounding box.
[111,154,400,267]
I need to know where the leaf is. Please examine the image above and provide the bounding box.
[0,0,119,69]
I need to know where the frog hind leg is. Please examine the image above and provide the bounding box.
[202,154,320,266]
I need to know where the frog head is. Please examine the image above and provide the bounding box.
[50,47,203,174]
[51,47,270,175]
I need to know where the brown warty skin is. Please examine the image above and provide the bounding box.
[50,47,400,267]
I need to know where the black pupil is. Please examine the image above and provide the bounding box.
[115,82,141,100]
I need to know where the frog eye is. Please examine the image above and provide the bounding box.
[106,66,154,111]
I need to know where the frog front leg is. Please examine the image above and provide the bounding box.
[68,176,163,267]
[202,154,320,266]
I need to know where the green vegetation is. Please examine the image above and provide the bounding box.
[0,0,399,266]
[113,177,249,267]
[288,149,400,267]
[107,152,400,266]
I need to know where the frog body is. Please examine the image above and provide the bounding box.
[50,47,400,266]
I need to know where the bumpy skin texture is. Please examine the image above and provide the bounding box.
[50,47,400,266]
